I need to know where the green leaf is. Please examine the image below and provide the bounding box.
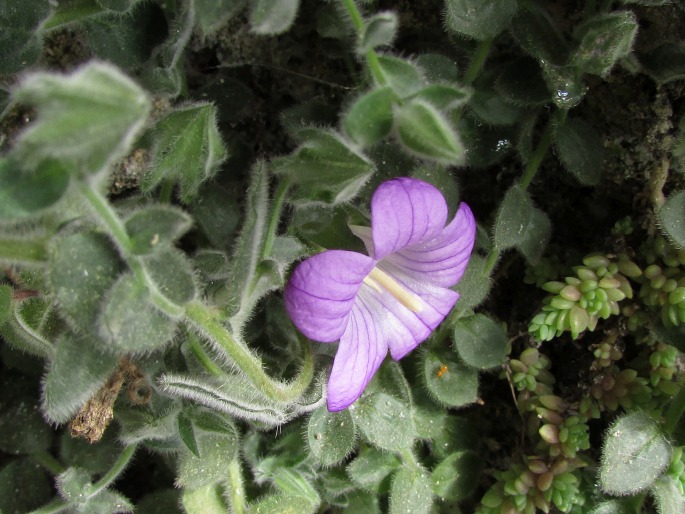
[82,490,135,513]
[0,158,70,221]
[14,61,151,175]
[359,11,397,53]
[589,500,630,514]
[510,1,568,65]
[142,248,197,305]
[144,103,228,201]
[250,494,314,514]
[571,11,638,77]
[347,446,401,492]
[430,415,479,460]
[416,54,460,83]
[125,205,193,255]
[195,0,246,37]
[0,0,49,73]
[651,475,685,514]
[343,87,396,147]
[0,297,58,358]
[414,83,472,111]
[50,230,123,331]
[423,349,479,408]
[431,451,481,501]
[177,416,238,489]
[99,272,178,353]
[453,254,491,311]
[96,0,137,11]
[250,0,299,35]
[39,0,107,32]
[599,411,671,495]
[555,118,604,185]
[494,183,532,249]
[351,391,416,452]
[495,57,550,106]
[444,0,518,41]
[640,42,685,84]
[59,428,119,475]
[190,182,241,250]
[453,314,508,369]
[395,99,465,165]
[658,190,685,248]
[376,55,425,98]
[307,406,356,466]
[458,117,514,168]
[0,398,52,455]
[411,165,461,218]
[137,490,183,514]
[273,469,321,508]
[389,465,433,514]
[159,373,289,426]
[469,86,524,126]
[0,459,52,514]
[517,206,551,265]
[42,333,119,424]
[182,484,227,514]
[274,129,374,206]
[177,413,200,458]
[539,61,587,109]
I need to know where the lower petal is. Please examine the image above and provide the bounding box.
[327,299,387,411]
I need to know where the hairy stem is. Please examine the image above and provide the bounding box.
[341,0,387,86]
[89,443,137,496]
[464,38,493,86]
[227,458,247,514]
[184,301,314,403]
[262,176,292,260]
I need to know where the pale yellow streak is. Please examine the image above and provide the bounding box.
[363,267,423,313]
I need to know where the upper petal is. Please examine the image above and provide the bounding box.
[284,250,374,342]
[383,202,476,288]
[327,299,387,411]
[371,178,448,260]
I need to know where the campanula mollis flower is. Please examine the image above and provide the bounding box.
[284,177,476,411]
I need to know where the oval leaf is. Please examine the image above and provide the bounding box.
[453,314,508,369]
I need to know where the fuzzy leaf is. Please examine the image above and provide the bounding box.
[0,0,49,73]
[351,391,416,452]
[0,284,10,325]
[495,57,550,106]
[658,189,685,248]
[453,255,491,311]
[389,466,433,514]
[572,11,638,77]
[272,469,321,508]
[0,158,70,221]
[0,458,52,513]
[190,183,241,250]
[144,103,228,201]
[359,11,397,53]
[181,484,227,514]
[394,99,465,164]
[1,297,58,359]
[651,475,685,514]
[14,62,151,175]
[39,0,107,31]
[125,205,193,255]
[307,407,355,466]
[414,83,471,111]
[96,0,137,11]
[453,314,507,369]
[343,87,396,147]
[458,117,514,168]
[50,230,124,331]
[517,206,551,265]
[510,1,568,65]
[376,55,425,98]
[599,411,671,495]
[195,0,246,37]
[423,349,479,408]
[273,129,374,206]
[430,451,481,501]
[99,272,178,353]
[347,446,401,492]
[250,0,299,35]
[42,333,119,424]
[494,183,533,250]
[141,248,197,305]
[159,373,289,426]
[555,118,604,185]
[444,0,517,41]
[0,398,52,455]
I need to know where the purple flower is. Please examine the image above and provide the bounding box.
[284,178,476,411]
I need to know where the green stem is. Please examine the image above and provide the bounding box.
[159,180,174,204]
[188,332,224,376]
[28,498,69,514]
[262,177,292,260]
[227,458,247,514]
[31,451,65,476]
[81,184,184,317]
[400,449,423,473]
[664,384,685,434]
[184,301,314,403]
[89,444,136,496]
[464,38,493,86]
[0,238,47,264]
[341,0,387,86]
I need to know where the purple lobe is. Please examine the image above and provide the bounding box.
[371,178,448,260]
[284,250,374,342]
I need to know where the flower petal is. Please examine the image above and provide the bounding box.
[327,299,387,411]
[383,202,476,288]
[361,267,459,360]
[371,178,449,260]
[284,250,374,342]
